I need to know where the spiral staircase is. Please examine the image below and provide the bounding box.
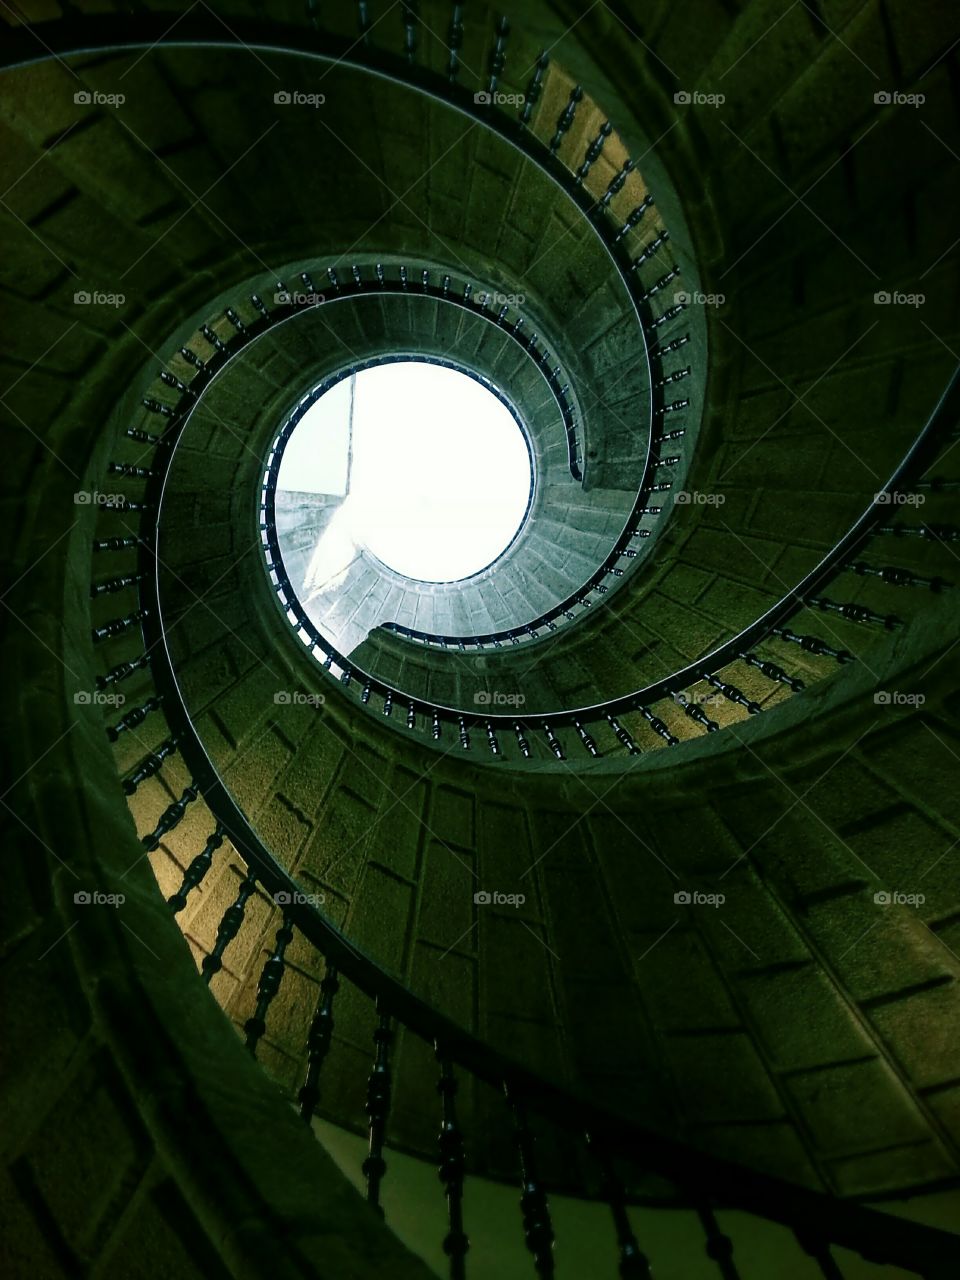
[4,3,960,1278]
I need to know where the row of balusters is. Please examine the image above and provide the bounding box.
[149,788,742,1280]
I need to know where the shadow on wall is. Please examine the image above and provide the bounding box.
[314,1119,960,1280]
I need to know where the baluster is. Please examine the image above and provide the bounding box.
[702,673,761,714]
[542,723,564,760]
[849,561,947,591]
[158,369,195,397]
[357,0,371,46]
[436,1054,469,1279]
[433,709,442,741]
[738,650,805,693]
[407,701,417,730]
[383,690,394,716]
[96,653,150,689]
[639,266,682,302]
[201,871,257,983]
[90,572,143,597]
[361,680,372,704]
[141,782,198,849]
[613,193,654,241]
[772,627,854,663]
[401,2,418,64]
[606,714,640,754]
[375,262,385,288]
[656,365,691,387]
[573,718,599,756]
[647,303,686,330]
[250,293,270,320]
[458,716,471,750]
[639,705,679,746]
[326,267,340,294]
[122,738,178,794]
[485,721,501,756]
[508,1094,555,1277]
[400,265,409,290]
[576,120,613,184]
[697,1201,740,1280]
[224,306,246,333]
[421,268,430,292]
[585,1134,651,1278]
[245,911,295,1054]
[674,692,719,732]
[341,665,353,688]
[520,52,549,125]
[108,462,155,479]
[106,693,162,742]
[599,158,635,208]
[100,497,151,513]
[447,3,465,82]
[141,396,177,419]
[463,281,473,304]
[631,228,670,267]
[806,597,901,630]
[200,323,225,352]
[877,522,960,542]
[299,963,340,1119]
[363,1008,394,1213]
[514,721,531,758]
[168,823,226,912]
[178,345,206,370]
[486,15,510,95]
[549,84,583,153]
[124,426,164,446]
[650,333,690,358]
[442,273,452,298]
[93,537,139,554]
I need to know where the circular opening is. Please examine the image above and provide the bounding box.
[275,361,532,583]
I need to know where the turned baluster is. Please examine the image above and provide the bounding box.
[508,1093,555,1277]
[363,1008,394,1213]
[436,1054,469,1279]
[122,738,178,794]
[549,84,583,153]
[201,871,257,983]
[299,964,340,1120]
[639,705,679,745]
[702,673,761,715]
[244,912,295,1055]
[606,714,640,754]
[738,650,805,692]
[141,782,198,849]
[106,694,163,742]
[520,52,549,125]
[168,823,226,912]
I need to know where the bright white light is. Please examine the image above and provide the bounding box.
[277,361,531,583]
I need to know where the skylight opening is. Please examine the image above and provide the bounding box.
[275,360,532,584]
